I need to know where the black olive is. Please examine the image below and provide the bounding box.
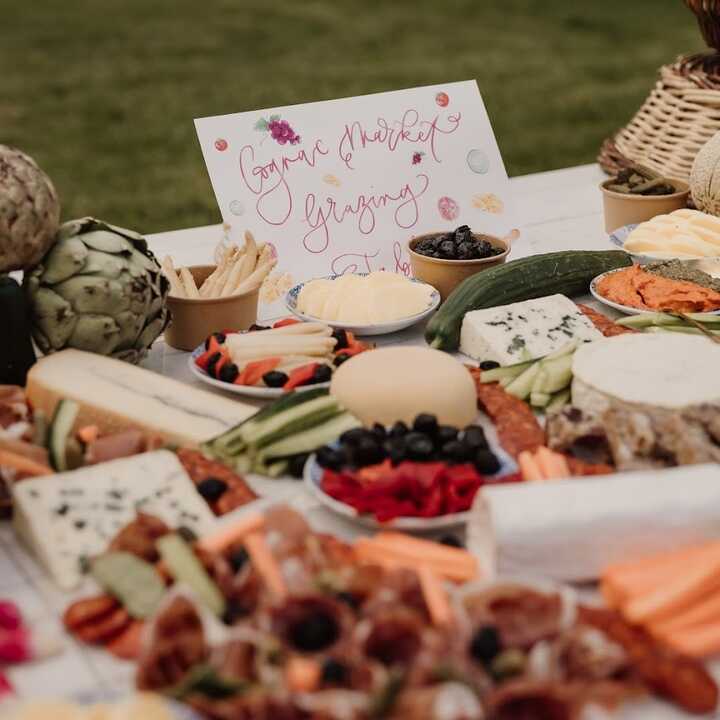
[248,324,270,332]
[228,546,249,572]
[177,526,198,544]
[333,353,350,367]
[222,597,250,625]
[383,438,407,466]
[287,453,310,478]
[332,328,349,350]
[290,613,340,652]
[439,534,463,548]
[340,427,373,447]
[310,364,332,384]
[321,657,349,684]
[406,435,434,461]
[389,421,409,438]
[479,360,501,371]
[263,370,289,388]
[413,413,438,436]
[436,425,459,445]
[469,625,501,665]
[442,440,472,464]
[474,449,501,475]
[316,446,347,471]
[335,591,361,610]
[371,423,387,441]
[463,426,488,449]
[197,477,228,502]
[205,352,223,377]
[218,362,239,383]
[353,437,386,467]
[204,332,226,350]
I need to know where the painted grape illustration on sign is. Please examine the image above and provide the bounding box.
[255,114,301,145]
[412,151,425,165]
[435,92,449,107]
[438,196,460,221]
[466,149,489,174]
[214,138,228,152]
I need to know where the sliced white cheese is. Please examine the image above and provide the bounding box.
[459,294,602,365]
[26,349,254,447]
[12,450,216,590]
[572,334,720,411]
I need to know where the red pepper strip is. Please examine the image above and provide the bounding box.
[283,363,319,390]
[335,345,366,361]
[274,318,302,328]
[195,335,224,370]
[235,357,282,386]
[212,348,232,379]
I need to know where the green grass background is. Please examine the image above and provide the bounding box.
[2,0,704,233]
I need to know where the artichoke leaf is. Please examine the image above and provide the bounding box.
[29,287,77,349]
[79,249,128,278]
[129,246,160,273]
[80,230,133,254]
[57,217,96,242]
[68,314,120,355]
[113,310,145,350]
[39,237,89,284]
[54,276,131,314]
[135,316,165,352]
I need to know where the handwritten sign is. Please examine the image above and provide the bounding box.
[195,81,513,315]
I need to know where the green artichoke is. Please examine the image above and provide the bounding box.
[24,217,170,364]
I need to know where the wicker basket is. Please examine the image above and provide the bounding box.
[599,2,720,179]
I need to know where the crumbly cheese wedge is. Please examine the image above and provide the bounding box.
[26,349,255,446]
[459,294,602,365]
[12,450,216,589]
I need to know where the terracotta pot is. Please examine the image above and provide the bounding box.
[600,178,689,234]
[408,231,515,302]
[164,265,259,351]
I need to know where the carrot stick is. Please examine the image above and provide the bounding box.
[0,449,53,477]
[197,512,265,554]
[76,425,100,444]
[535,447,570,480]
[374,532,478,570]
[418,565,453,627]
[623,555,720,624]
[662,622,720,658]
[518,450,543,481]
[244,531,286,602]
[285,656,321,692]
[651,593,720,635]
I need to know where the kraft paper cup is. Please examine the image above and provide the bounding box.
[164,265,259,351]
[600,178,689,234]
[408,230,515,302]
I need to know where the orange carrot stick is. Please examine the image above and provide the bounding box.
[76,425,100,444]
[518,450,543,481]
[285,656,322,692]
[244,531,286,602]
[0,449,53,477]
[418,565,453,627]
[662,622,720,658]
[535,446,569,480]
[651,592,720,635]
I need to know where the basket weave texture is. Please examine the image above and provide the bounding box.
[598,53,720,180]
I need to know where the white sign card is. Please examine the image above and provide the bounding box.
[195,80,514,316]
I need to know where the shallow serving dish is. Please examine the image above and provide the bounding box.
[590,267,720,317]
[608,223,720,264]
[285,274,440,336]
[188,342,329,399]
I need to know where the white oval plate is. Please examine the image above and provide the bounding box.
[285,275,441,336]
[590,267,720,316]
[189,344,330,399]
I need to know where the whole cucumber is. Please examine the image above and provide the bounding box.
[0,274,37,384]
[424,250,632,351]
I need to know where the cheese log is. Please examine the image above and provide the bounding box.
[459,294,602,365]
[12,450,216,589]
[26,349,255,446]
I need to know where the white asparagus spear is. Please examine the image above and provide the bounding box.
[228,339,336,359]
[233,258,277,296]
[205,254,240,298]
[201,246,241,297]
[179,267,200,298]
[199,245,235,297]
[161,256,185,297]
[227,335,336,351]
[219,250,251,297]
[234,230,258,286]
[248,322,332,336]
[230,346,333,362]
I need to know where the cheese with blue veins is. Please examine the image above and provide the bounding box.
[12,450,216,590]
[459,294,602,365]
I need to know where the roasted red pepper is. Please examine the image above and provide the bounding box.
[284,363,319,390]
[236,357,282,386]
[273,318,302,328]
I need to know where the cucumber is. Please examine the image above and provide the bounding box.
[615,313,680,328]
[536,354,573,394]
[157,534,226,616]
[425,250,633,351]
[505,362,540,400]
[91,552,165,619]
[546,389,571,413]
[480,361,533,384]
[530,391,551,408]
[48,399,80,471]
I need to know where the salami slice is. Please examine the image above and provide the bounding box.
[576,303,636,337]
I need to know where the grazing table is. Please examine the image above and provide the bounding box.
[2,163,637,704]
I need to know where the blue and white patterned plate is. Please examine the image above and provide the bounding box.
[285,274,441,337]
[608,223,711,264]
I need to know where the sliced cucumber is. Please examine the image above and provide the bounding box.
[546,389,571,413]
[480,361,533,384]
[505,362,540,400]
[32,410,49,448]
[48,399,80,471]
[530,391,551,408]
[157,534,226,617]
[615,313,679,328]
[543,339,579,361]
[536,353,573,394]
[91,552,165,619]
[531,367,548,395]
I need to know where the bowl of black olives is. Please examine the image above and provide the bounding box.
[408,225,514,301]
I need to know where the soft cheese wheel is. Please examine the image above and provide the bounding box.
[572,334,720,412]
[330,346,477,427]
[26,349,255,446]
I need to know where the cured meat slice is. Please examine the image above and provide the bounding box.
[576,303,635,337]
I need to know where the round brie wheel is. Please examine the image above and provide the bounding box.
[329,346,478,427]
[571,333,720,411]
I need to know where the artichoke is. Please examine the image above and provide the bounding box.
[0,145,60,272]
[24,217,170,364]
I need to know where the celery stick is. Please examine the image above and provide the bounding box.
[530,391,551,408]
[480,361,533,384]
[505,362,540,400]
[536,354,573,393]
[546,389,571,413]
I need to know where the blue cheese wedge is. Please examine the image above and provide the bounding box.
[12,450,216,590]
[459,294,602,365]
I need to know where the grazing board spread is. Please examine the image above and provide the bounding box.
[4,158,720,719]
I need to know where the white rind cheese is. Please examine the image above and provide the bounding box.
[459,294,602,365]
[12,450,216,589]
[572,334,720,411]
[26,349,255,447]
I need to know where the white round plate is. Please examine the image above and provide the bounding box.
[590,267,720,316]
[189,344,330,399]
[285,275,441,336]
